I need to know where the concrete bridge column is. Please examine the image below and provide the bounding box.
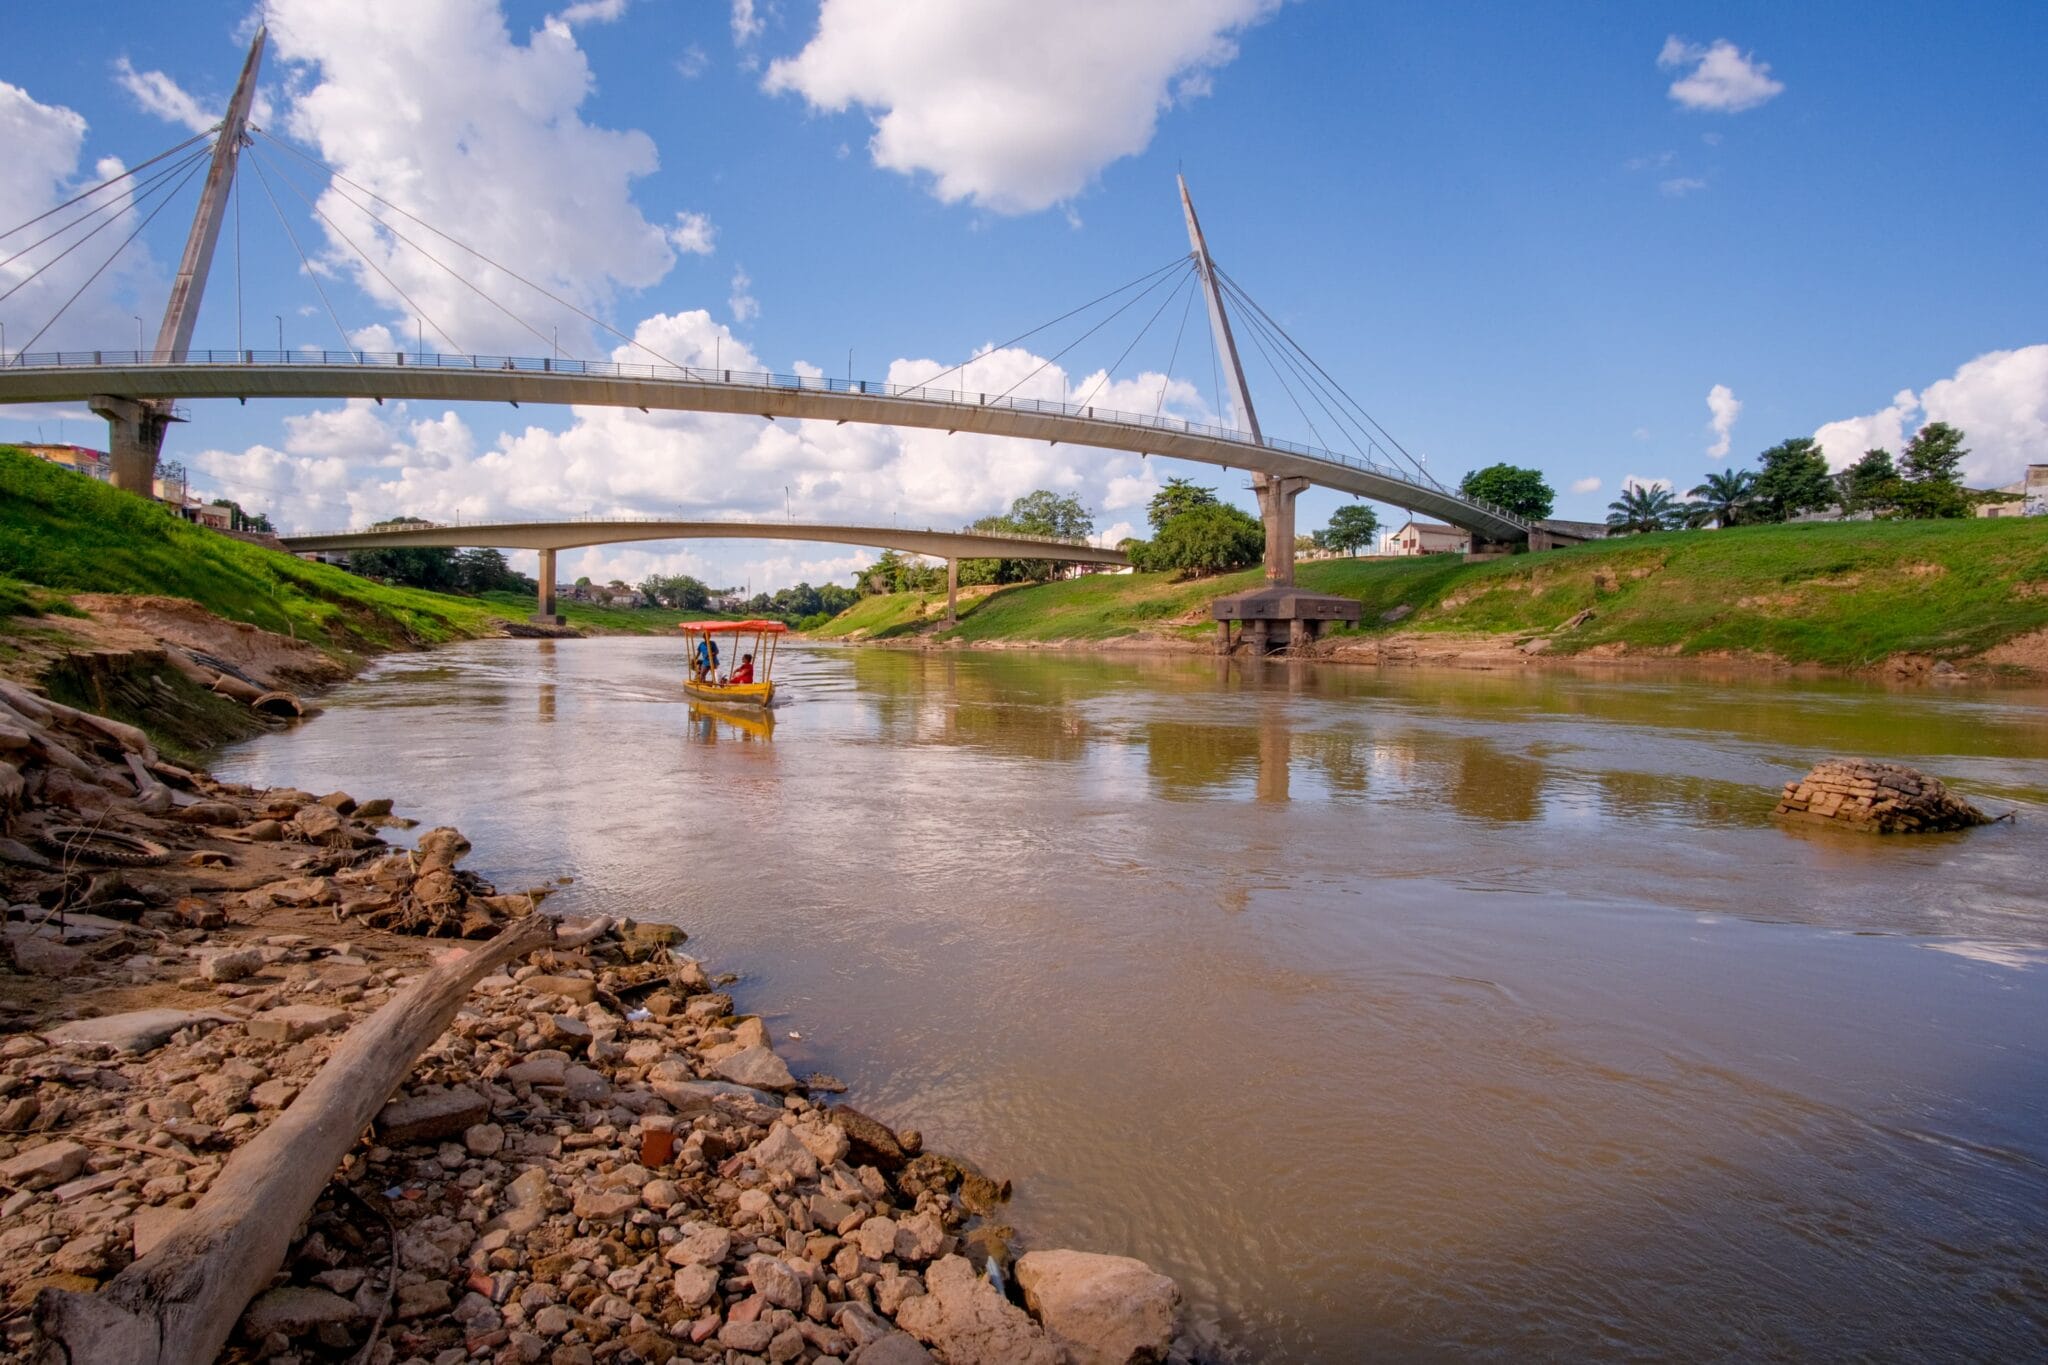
[534,548,558,622]
[90,395,169,496]
[1255,474,1311,587]
[944,558,959,626]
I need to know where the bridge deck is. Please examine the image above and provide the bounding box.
[0,351,1533,542]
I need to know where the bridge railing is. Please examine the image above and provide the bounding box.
[2,348,1529,531]
[311,513,1114,550]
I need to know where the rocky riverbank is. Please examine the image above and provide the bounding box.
[0,675,1191,1363]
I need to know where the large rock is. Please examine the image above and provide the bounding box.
[895,1255,1058,1365]
[0,1140,88,1190]
[47,1009,230,1054]
[829,1106,909,1170]
[746,1125,820,1180]
[713,1044,798,1092]
[1772,758,1990,833]
[375,1086,488,1145]
[1014,1250,1180,1365]
[247,1003,350,1043]
[847,1334,939,1365]
[241,1286,360,1340]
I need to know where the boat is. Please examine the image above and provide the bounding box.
[679,619,788,708]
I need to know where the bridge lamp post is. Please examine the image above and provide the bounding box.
[275,315,283,355]
[133,316,143,357]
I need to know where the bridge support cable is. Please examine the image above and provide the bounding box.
[1214,264,1440,490]
[897,254,1193,396]
[247,146,466,356]
[1219,276,1400,479]
[243,150,360,354]
[987,258,1194,408]
[252,128,697,372]
[8,154,212,358]
[1229,297,1336,457]
[1070,265,1197,414]
[1153,270,1200,422]
[0,145,213,308]
[0,128,216,249]
[252,143,566,360]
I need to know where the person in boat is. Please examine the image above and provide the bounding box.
[728,652,755,685]
[692,635,712,681]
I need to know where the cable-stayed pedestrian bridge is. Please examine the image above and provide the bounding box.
[0,348,1534,544]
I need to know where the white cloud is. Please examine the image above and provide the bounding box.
[1660,176,1707,198]
[731,0,764,45]
[552,0,629,27]
[111,58,218,134]
[676,45,709,79]
[1705,383,1741,459]
[728,267,758,322]
[1625,150,1674,172]
[764,0,1283,214]
[1621,475,1673,495]
[264,0,682,356]
[186,313,1210,590]
[1658,37,1784,114]
[1570,476,1602,495]
[1813,346,2048,484]
[0,82,163,355]
[669,211,717,255]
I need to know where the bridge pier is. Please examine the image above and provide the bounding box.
[90,395,170,496]
[1254,474,1311,586]
[944,558,959,626]
[533,548,561,623]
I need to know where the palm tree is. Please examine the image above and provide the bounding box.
[1686,468,1756,528]
[1606,483,1682,534]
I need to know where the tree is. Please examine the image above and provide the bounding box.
[1320,503,1379,555]
[1147,477,1220,532]
[1133,501,1264,576]
[1892,422,1973,519]
[961,489,1095,585]
[1837,449,1899,514]
[453,548,530,595]
[1685,469,1756,528]
[856,550,942,596]
[1901,421,1968,484]
[208,498,273,532]
[639,573,712,611]
[1750,438,1835,521]
[1606,483,1682,534]
[1458,464,1554,520]
[347,517,458,590]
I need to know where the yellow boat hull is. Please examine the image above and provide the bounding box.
[685,680,774,708]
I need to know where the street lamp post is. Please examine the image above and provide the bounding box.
[275,315,283,355]
[133,316,144,356]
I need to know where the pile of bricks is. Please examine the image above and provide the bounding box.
[1773,758,1989,833]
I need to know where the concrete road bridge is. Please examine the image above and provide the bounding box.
[280,515,1128,622]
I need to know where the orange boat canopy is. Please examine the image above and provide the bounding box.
[678,619,790,634]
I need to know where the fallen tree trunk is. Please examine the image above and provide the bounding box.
[34,912,554,1365]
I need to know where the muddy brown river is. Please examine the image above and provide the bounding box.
[215,639,2048,1361]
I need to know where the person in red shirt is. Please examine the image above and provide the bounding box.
[728,653,755,685]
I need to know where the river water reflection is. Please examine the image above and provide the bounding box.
[215,639,2048,1361]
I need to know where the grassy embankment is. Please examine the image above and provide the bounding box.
[812,517,2048,668]
[0,444,718,653]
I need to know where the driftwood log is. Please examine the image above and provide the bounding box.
[34,912,555,1365]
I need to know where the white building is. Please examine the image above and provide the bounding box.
[1379,518,1470,556]
[1977,464,2048,517]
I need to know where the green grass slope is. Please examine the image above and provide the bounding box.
[812,518,2048,667]
[0,445,499,653]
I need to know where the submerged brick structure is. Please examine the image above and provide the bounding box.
[1773,758,1990,833]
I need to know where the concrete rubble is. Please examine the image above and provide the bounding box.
[0,673,1195,1362]
[1772,757,1993,833]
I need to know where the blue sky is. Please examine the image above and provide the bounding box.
[3,0,2044,589]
